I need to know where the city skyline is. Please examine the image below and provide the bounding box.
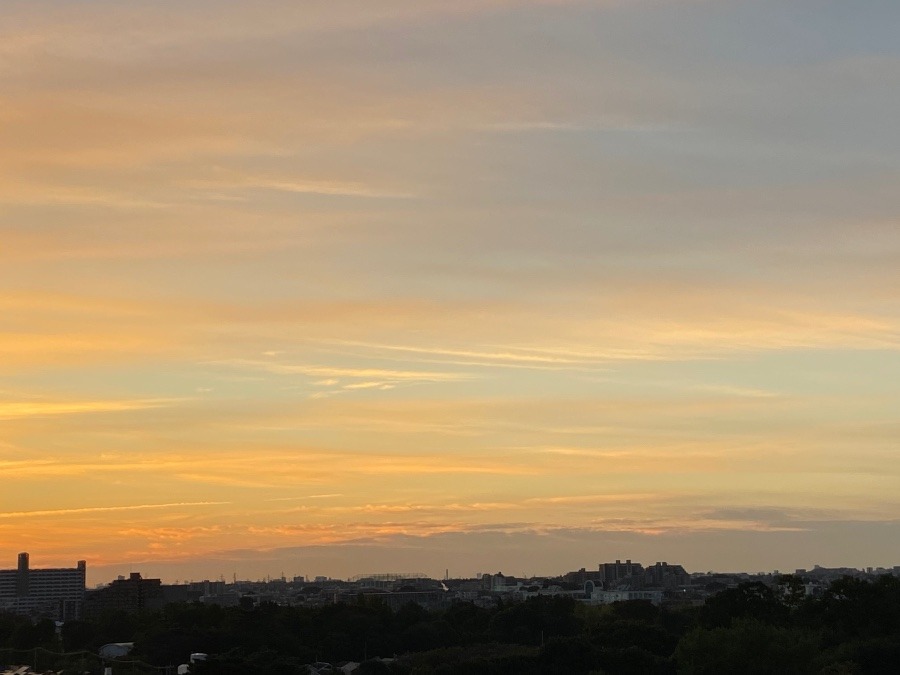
[6,549,897,590]
[3,0,900,584]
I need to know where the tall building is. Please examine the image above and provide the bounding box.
[598,559,644,586]
[83,572,164,617]
[0,552,86,620]
[645,561,690,588]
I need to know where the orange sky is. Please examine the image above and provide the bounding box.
[2,0,900,584]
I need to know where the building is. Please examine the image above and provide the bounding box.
[561,568,606,586]
[159,579,226,605]
[589,588,664,606]
[481,572,518,592]
[83,572,164,617]
[598,559,644,586]
[0,552,86,620]
[644,562,690,588]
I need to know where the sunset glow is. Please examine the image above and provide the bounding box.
[2,0,900,584]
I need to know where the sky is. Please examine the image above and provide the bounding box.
[2,0,900,586]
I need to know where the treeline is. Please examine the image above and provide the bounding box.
[2,574,900,673]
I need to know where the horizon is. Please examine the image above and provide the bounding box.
[3,0,900,583]
[12,546,899,589]
[12,529,900,588]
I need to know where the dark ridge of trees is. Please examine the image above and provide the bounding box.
[3,575,900,673]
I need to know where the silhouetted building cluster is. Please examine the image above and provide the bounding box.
[599,558,643,585]
[0,553,85,621]
[83,572,164,617]
[6,549,900,628]
[584,559,690,591]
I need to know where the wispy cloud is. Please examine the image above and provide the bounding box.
[3,0,900,579]
[341,381,395,390]
[211,358,475,383]
[315,339,619,371]
[0,449,541,484]
[0,502,230,520]
[185,174,415,200]
[265,494,344,502]
[0,398,182,419]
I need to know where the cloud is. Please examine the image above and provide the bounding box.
[342,381,395,390]
[0,448,542,484]
[211,358,476,383]
[319,339,616,369]
[0,398,181,420]
[0,501,230,520]
[265,494,344,502]
[2,0,900,581]
[77,518,900,584]
[185,174,415,200]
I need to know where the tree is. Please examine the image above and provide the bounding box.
[10,618,56,650]
[700,582,788,628]
[676,618,819,674]
[775,574,806,610]
[443,602,491,641]
[61,619,97,651]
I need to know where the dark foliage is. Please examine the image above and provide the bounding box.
[489,596,582,645]
[4,576,900,674]
[699,581,788,628]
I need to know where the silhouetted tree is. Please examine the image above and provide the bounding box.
[677,618,819,674]
[700,581,788,628]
